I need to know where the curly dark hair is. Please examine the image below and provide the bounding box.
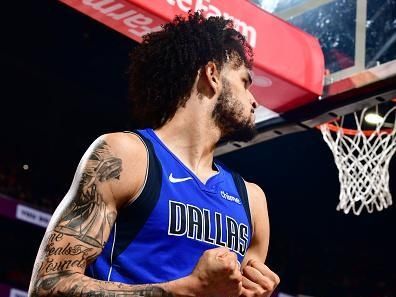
[128,10,254,129]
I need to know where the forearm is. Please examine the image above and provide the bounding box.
[29,227,199,296]
[31,271,199,297]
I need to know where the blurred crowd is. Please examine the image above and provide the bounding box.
[271,243,396,297]
[0,162,55,211]
[0,164,31,204]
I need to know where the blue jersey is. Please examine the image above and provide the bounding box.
[86,128,252,284]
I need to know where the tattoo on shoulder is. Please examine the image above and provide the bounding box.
[55,140,122,248]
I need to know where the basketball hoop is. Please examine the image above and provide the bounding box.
[319,100,396,215]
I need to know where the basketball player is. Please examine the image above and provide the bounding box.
[29,11,280,297]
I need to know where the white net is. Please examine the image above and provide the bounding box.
[320,105,396,215]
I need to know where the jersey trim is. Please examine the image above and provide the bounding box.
[107,222,117,281]
[230,171,252,240]
[113,131,163,259]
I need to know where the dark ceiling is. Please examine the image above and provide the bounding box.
[1,0,396,295]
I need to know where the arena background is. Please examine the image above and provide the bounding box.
[1,0,395,297]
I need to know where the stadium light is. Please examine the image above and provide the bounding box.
[364,113,384,125]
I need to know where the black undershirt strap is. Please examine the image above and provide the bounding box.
[113,131,163,258]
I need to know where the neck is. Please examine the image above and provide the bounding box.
[155,96,220,175]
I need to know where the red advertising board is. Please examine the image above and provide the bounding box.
[60,0,324,112]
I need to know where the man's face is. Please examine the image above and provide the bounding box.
[212,64,257,142]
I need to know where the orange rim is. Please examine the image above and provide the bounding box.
[316,98,396,136]
[321,122,394,136]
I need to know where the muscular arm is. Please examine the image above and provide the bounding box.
[239,182,280,297]
[242,182,270,266]
[29,134,193,297]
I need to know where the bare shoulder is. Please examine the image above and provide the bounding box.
[244,181,267,207]
[77,132,148,208]
[104,132,148,204]
[99,131,147,156]
[244,182,269,225]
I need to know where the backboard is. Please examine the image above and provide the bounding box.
[215,0,396,155]
[59,0,396,155]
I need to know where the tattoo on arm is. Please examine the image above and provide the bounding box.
[34,271,173,297]
[31,140,174,297]
[38,231,96,274]
[55,140,121,248]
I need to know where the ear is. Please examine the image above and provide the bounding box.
[203,61,221,95]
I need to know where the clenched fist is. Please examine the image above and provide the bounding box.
[240,259,280,297]
[190,247,243,297]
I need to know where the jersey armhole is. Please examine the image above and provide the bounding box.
[113,130,163,258]
[125,131,149,205]
[230,171,253,240]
